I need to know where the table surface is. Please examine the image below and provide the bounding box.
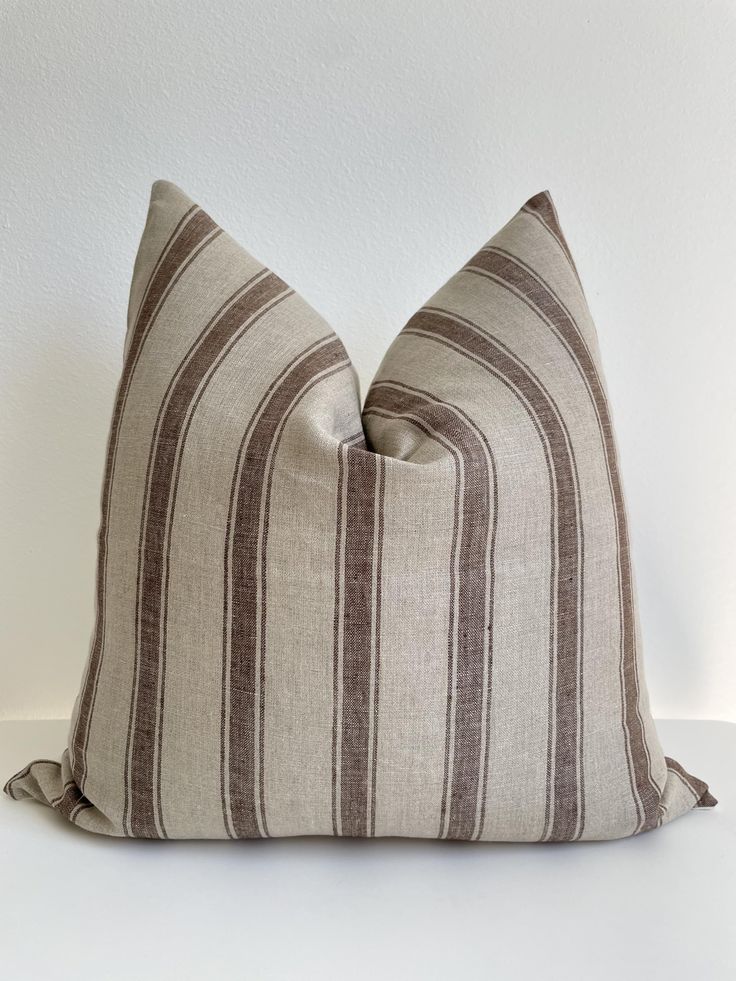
[1,719,733,981]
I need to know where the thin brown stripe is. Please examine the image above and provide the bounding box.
[522,191,584,294]
[393,389,502,843]
[465,241,658,833]
[667,768,700,803]
[364,382,495,840]
[69,801,93,825]
[403,309,584,841]
[71,205,219,791]
[6,760,58,781]
[125,271,289,838]
[363,404,457,833]
[156,277,292,838]
[665,757,717,808]
[219,338,337,839]
[227,338,350,838]
[362,405,466,837]
[369,456,386,837]
[330,431,365,837]
[331,440,347,836]
[3,759,60,799]
[82,217,223,787]
[54,781,90,821]
[257,358,352,836]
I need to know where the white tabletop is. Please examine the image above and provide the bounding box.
[1,719,733,980]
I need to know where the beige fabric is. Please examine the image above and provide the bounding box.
[4,181,716,840]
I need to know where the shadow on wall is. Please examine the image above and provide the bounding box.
[1,304,119,720]
[631,533,709,721]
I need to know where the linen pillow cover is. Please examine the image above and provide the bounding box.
[5,181,715,840]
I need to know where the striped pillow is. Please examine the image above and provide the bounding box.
[5,181,715,840]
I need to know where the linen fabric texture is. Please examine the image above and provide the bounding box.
[5,181,716,841]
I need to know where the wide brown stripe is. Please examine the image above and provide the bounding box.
[52,781,79,811]
[71,205,218,791]
[403,310,584,841]
[330,432,368,837]
[219,339,337,839]
[52,780,92,822]
[126,271,289,838]
[465,243,659,833]
[49,778,76,807]
[522,191,584,293]
[364,382,494,840]
[129,208,213,363]
[339,445,379,837]
[227,338,350,839]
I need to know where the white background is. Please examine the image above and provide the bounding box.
[1,719,732,980]
[1,0,734,722]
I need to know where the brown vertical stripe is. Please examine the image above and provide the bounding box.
[331,435,387,838]
[54,782,85,819]
[522,191,584,293]
[339,446,378,837]
[331,439,347,836]
[128,208,214,362]
[361,404,464,839]
[465,240,659,833]
[369,456,386,837]
[403,309,584,841]
[226,338,350,839]
[363,381,495,840]
[126,272,289,838]
[446,408,490,841]
[221,339,342,838]
[71,206,218,790]
[48,776,93,824]
[330,431,367,836]
[257,355,351,836]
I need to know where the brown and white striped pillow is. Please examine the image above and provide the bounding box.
[5,181,715,840]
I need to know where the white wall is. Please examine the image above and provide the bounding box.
[1,0,734,721]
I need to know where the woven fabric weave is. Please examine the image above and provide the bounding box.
[4,182,715,839]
